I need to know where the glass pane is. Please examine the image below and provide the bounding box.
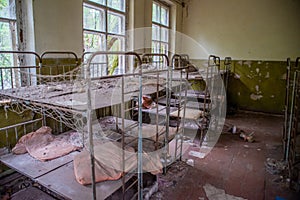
[161,6,169,26]
[83,32,106,52]
[107,36,125,74]
[160,43,168,55]
[0,21,13,51]
[152,41,160,54]
[83,32,107,76]
[108,12,124,34]
[152,2,160,23]
[0,21,16,89]
[88,0,105,6]
[83,6,105,31]
[152,25,160,41]
[107,35,124,51]
[0,0,16,19]
[161,27,168,42]
[107,0,125,12]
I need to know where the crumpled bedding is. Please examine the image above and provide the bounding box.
[12,126,82,161]
[74,141,163,185]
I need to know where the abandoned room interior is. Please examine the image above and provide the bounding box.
[0,0,300,199]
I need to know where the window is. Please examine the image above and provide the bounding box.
[0,0,17,89]
[152,1,169,55]
[83,0,126,75]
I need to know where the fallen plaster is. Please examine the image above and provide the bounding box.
[203,183,247,200]
[255,85,259,92]
[265,72,270,78]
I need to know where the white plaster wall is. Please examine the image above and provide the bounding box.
[182,0,300,60]
[33,0,83,56]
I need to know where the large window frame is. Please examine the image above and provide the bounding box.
[152,0,170,56]
[83,0,127,75]
[0,0,18,89]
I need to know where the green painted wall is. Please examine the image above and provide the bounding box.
[227,60,286,114]
[190,59,287,114]
[0,107,36,149]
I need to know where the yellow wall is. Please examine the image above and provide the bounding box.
[182,0,300,60]
[32,0,183,56]
[33,0,83,55]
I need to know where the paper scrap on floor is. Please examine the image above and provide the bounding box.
[189,150,206,158]
[203,183,247,200]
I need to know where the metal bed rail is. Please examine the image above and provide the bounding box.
[85,51,144,200]
[0,118,43,152]
[0,50,189,200]
[0,51,41,90]
[40,51,80,82]
[283,57,300,191]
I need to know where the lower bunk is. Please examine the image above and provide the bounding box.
[0,117,182,200]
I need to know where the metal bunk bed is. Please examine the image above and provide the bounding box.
[140,53,188,163]
[284,57,300,191]
[0,51,188,199]
[199,55,226,149]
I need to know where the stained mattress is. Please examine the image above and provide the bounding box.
[12,126,82,161]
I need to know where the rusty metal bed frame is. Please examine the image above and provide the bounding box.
[0,50,190,200]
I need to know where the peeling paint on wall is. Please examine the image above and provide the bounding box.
[246,75,253,79]
[265,72,270,78]
[255,85,261,93]
[193,59,286,113]
[227,60,286,113]
[281,73,287,80]
[250,93,263,101]
[244,61,252,68]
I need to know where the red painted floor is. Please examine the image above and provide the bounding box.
[153,112,300,200]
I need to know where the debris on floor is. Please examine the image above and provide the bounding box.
[265,158,287,175]
[186,159,194,167]
[150,161,190,200]
[203,183,247,200]
[223,122,255,143]
[188,150,206,159]
[239,131,255,143]
[222,122,239,134]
